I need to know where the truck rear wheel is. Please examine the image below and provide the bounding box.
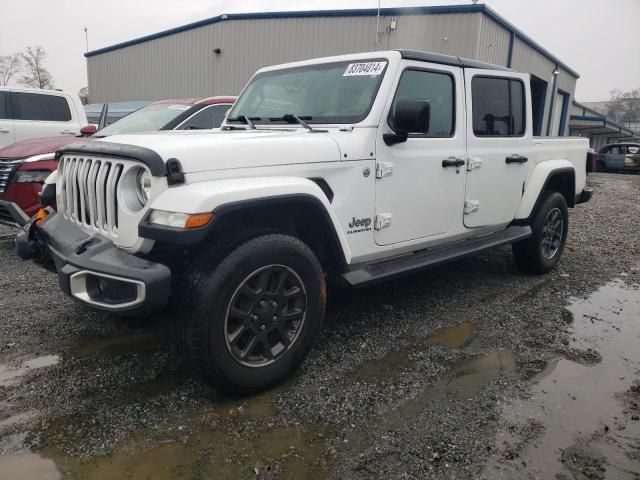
[512,191,568,274]
[179,234,326,394]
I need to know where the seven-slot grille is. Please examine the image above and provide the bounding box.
[58,156,125,236]
[0,158,24,193]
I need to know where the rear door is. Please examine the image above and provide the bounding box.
[463,70,533,228]
[0,91,15,148]
[12,91,79,142]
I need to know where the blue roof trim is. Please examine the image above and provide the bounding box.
[570,115,606,123]
[84,4,579,78]
[572,101,640,138]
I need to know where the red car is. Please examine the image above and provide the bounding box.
[0,96,235,227]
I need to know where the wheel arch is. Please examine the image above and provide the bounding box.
[514,161,576,223]
[143,176,352,270]
[207,194,349,273]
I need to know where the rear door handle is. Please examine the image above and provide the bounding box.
[506,154,528,164]
[442,157,465,168]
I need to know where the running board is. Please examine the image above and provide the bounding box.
[342,225,532,287]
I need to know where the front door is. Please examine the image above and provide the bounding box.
[463,70,533,228]
[375,62,466,246]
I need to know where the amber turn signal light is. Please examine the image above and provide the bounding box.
[184,212,213,229]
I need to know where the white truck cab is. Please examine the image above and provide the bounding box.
[0,86,88,148]
[18,50,591,393]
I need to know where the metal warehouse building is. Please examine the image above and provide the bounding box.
[85,3,579,136]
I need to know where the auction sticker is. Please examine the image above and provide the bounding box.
[343,61,387,76]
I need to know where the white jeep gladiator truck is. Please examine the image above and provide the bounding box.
[17,50,591,393]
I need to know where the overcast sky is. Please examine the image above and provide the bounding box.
[1,0,638,101]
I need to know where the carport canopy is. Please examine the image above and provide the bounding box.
[569,101,640,147]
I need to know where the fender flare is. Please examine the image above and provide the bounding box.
[514,160,575,220]
[141,176,352,264]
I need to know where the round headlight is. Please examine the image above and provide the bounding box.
[120,167,152,213]
[136,169,152,206]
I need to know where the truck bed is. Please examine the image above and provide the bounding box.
[532,136,589,194]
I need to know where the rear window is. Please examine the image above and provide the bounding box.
[471,77,526,137]
[12,92,72,122]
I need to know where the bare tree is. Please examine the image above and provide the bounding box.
[0,54,22,86]
[78,86,89,105]
[19,46,54,89]
[607,88,640,124]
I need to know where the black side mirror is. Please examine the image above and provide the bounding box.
[384,100,431,146]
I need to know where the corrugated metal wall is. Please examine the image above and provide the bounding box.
[476,15,510,66]
[88,13,484,102]
[86,10,578,136]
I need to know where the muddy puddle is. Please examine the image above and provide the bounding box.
[0,354,60,387]
[484,278,640,479]
[42,422,328,480]
[356,320,477,381]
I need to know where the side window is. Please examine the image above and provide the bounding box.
[12,92,72,122]
[389,69,455,137]
[472,77,526,137]
[0,92,8,119]
[179,104,232,130]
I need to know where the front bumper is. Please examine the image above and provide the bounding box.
[0,200,30,228]
[17,211,171,315]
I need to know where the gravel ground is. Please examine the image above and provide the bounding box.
[0,172,639,479]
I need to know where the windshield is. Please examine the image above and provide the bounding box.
[96,103,193,136]
[227,59,388,125]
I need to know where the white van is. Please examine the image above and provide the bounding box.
[0,87,88,148]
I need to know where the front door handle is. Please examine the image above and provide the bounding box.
[0,128,10,133]
[506,154,528,164]
[442,157,465,168]
[60,130,76,135]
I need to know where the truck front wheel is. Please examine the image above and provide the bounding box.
[512,191,568,274]
[179,234,326,394]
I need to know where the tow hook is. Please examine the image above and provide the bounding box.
[75,238,95,255]
[34,208,49,226]
[15,208,54,262]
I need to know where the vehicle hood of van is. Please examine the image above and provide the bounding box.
[98,129,342,173]
[0,136,91,159]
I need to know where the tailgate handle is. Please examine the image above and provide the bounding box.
[506,154,528,164]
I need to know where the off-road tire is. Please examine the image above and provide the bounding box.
[513,191,568,274]
[177,234,326,394]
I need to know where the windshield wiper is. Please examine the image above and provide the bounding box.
[269,114,314,131]
[226,115,260,129]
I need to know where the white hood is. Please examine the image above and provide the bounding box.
[99,129,341,173]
